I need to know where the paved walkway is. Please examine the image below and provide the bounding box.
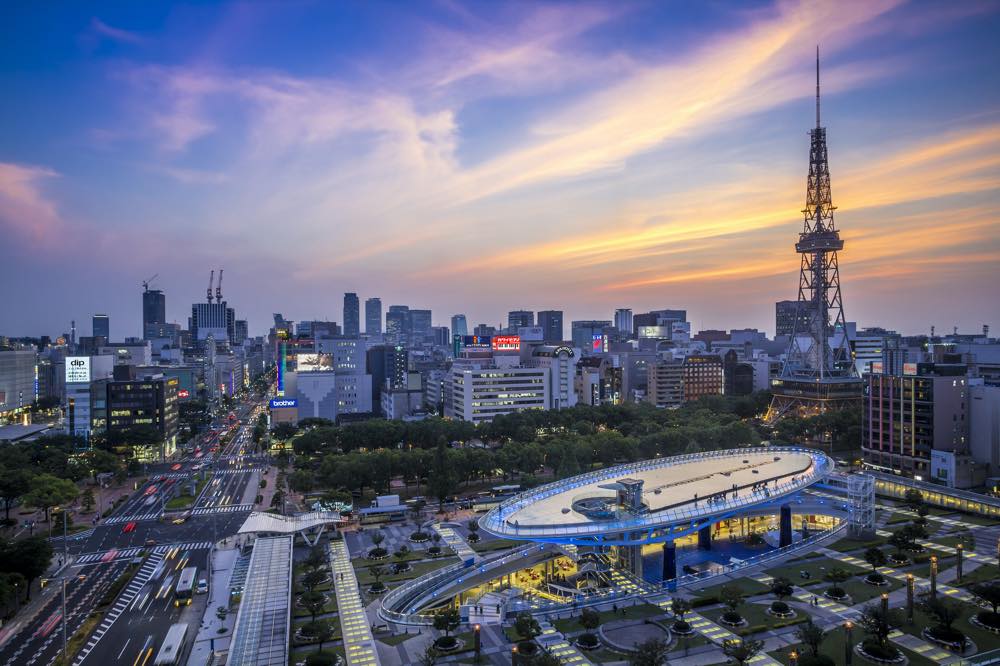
[536,620,593,665]
[432,524,479,563]
[330,539,381,666]
[187,546,240,666]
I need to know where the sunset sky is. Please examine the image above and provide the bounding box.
[1,0,998,338]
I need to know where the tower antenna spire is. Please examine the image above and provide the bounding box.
[815,45,821,129]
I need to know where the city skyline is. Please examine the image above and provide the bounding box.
[2,1,999,337]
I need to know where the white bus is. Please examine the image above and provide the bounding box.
[174,566,197,607]
[153,623,188,665]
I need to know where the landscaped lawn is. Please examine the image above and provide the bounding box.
[949,513,1000,527]
[471,538,522,553]
[837,576,904,605]
[552,602,663,634]
[769,631,937,666]
[829,534,885,552]
[376,631,419,646]
[896,604,1000,655]
[930,533,975,550]
[691,578,771,603]
[291,618,342,642]
[765,555,866,584]
[887,512,914,525]
[955,563,1000,587]
[355,556,459,584]
[165,476,209,509]
[710,601,810,637]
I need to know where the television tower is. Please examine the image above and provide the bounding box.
[767,49,861,422]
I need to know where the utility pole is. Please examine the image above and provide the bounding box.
[62,578,68,661]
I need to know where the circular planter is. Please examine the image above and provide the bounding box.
[718,612,747,628]
[767,603,796,619]
[575,633,600,650]
[409,532,430,543]
[367,582,387,595]
[889,554,909,566]
[826,588,850,603]
[672,620,694,636]
[921,627,970,653]
[366,548,389,561]
[971,612,1000,634]
[516,641,539,657]
[390,562,412,575]
[295,592,330,609]
[856,640,905,664]
[427,546,442,557]
[864,573,889,587]
[467,533,481,543]
[433,636,462,653]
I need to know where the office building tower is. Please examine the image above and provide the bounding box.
[366,344,409,414]
[632,309,687,338]
[191,302,235,345]
[508,310,534,331]
[432,326,450,347]
[386,305,410,339]
[723,350,755,396]
[0,349,37,420]
[451,314,468,338]
[571,320,612,352]
[646,359,684,409]
[92,314,109,340]
[682,354,724,402]
[473,324,497,338]
[862,364,969,482]
[448,366,549,423]
[614,309,633,336]
[774,300,812,338]
[234,320,249,345]
[537,310,563,342]
[142,288,167,339]
[343,292,360,337]
[410,309,433,339]
[365,298,382,335]
[106,372,179,460]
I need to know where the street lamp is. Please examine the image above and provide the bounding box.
[474,623,481,662]
[790,649,799,666]
[845,621,853,666]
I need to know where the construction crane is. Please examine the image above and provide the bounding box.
[142,274,159,292]
[207,270,214,303]
[215,268,224,303]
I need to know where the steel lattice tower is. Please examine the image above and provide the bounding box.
[767,50,862,422]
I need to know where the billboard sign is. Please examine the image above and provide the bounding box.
[903,362,918,376]
[492,335,521,352]
[177,389,190,399]
[296,354,333,372]
[270,398,298,409]
[65,357,91,383]
[871,361,884,374]
[462,335,492,350]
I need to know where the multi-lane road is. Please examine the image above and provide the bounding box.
[0,397,271,666]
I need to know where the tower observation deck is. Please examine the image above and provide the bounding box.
[767,49,862,422]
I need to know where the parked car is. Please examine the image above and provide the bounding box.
[196,579,208,594]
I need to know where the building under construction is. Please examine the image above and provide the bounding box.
[767,51,862,422]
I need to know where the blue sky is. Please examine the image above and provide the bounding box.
[1,0,998,338]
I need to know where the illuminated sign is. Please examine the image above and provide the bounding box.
[492,336,521,352]
[462,335,492,350]
[177,389,190,399]
[903,362,918,376]
[65,357,91,383]
[270,398,298,409]
[871,361,884,374]
[296,354,333,372]
[591,334,607,352]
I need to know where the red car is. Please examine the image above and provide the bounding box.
[122,522,137,533]
[144,485,157,497]
[171,463,182,471]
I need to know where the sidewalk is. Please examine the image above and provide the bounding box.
[186,546,240,666]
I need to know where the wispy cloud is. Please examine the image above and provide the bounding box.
[0,163,63,243]
[90,18,145,45]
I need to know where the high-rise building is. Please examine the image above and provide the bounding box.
[106,372,179,460]
[366,344,409,414]
[473,324,497,338]
[0,349,37,420]
[234,320,249,345]
[386,305,410,339]
[447,365,549,423]
[142,289,166,339]
[537,310,563,342]
[646,359,684,409]
[767,54,862,422]
[410,310,433,339]
[365,298,382,335]
[92,314,109,340]
[191,302,235,345]
[682,354,724,402]
[571,320,612,352]
[343,292,360,337]
[614,309,633,336]
[862,364,969,481]
[451,314,468,338]
[723,350,755,396]
[507,310,534,331]
[774,300,813,338]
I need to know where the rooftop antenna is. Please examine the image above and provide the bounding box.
[815,45,821,129]
[207,270,214,303]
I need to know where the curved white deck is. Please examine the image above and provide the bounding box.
[480,448,831,541]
